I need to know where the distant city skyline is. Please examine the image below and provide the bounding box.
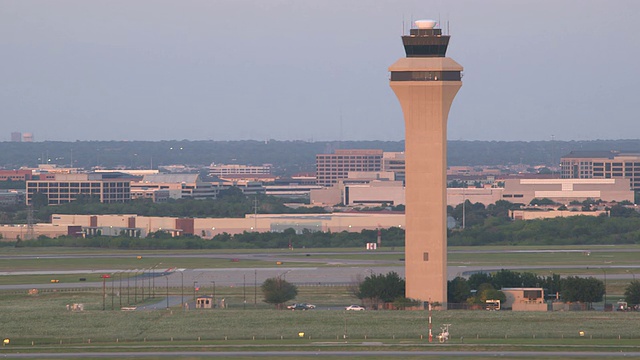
[1,1,638,142]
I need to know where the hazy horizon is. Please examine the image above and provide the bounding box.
[2,1,638,143]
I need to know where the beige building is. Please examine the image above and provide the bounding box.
[315,149,383,187]
[561,151,640,190]
[389,20,463,304]
[26,173,131,205]
[131,174,219,200]
[0,223,82,240]
[447,187,504,207]
[509,209,607,220]
[50,212,405,238]
[501,178,633,204]
[501,288,547,311]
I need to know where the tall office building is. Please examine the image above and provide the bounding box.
[389,20,463,304]
[315,149,383,186]
[561,151,640,190]
[10,132,22,142]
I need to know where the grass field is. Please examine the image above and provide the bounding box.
[2,289,640,346]
[1,245,639,356]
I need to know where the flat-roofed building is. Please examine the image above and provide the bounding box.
[26,173,131,205]
[561,151,640,190]
[501,178,633,204]
[50,212,406,238]
[209,163,272,177]
[382,152,405,183]
[501,288,547,312]
[316,149,383,187]
[132,174,219,200]
[0,170,32,181]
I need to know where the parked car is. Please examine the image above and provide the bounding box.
[286,303,298,310]
[291,304,311,311]
[345,305,365,311]
[301,303,316,309]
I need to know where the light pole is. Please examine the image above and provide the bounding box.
[601,268,607,310]
[243,274,246,310]
[180,271,184,310]
[102,275,106,311]
[193,281,198,303]
[127,270,131,305]
[134,270,138,303]
[119,272,123,308]
[165,276,169,309]
[211,281,216,308]
[111,272,115,310]
[152,263,162,298]
[100,274,110,311]
[627,270,637,281]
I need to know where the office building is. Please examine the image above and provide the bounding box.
[26,173,131,205]
[315,149,383,186]
[561,151,640,190]
[389,20,463,304]
[209,163,272,177]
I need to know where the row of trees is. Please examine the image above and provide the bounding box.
[6,226,407,250]
[261,271,640,310]
[448,270,604,306]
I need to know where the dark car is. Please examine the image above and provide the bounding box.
[291,304,310,311]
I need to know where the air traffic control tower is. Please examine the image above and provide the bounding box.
[389,20,463,304]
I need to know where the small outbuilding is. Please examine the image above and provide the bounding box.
[501,287,547,311]
[196,295,214,309]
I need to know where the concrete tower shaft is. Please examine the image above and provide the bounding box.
[389,25,463,304]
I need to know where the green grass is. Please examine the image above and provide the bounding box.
[2,290,640,346]
[2,245,640,356]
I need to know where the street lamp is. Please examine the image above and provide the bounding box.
[165,276,169,309]
[100,274,111,311]
[111,272,116,310]
[601,268,607,309]
[193,281,198,303]
[152,263,162,298]
[180,271,184,310]
[119,272,123,308]
[134,269,138,303]
[627,269,637,281]
[211,281,216,308]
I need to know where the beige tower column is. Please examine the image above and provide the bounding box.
[389,21,463,304]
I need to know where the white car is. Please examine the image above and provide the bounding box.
[345,305,365,311]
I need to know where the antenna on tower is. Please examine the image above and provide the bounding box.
[402,15,405,35]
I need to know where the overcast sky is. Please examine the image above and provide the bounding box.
[1,0,638,142]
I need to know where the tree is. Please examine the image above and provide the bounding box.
[261,277,298,309]
[356,271,405,309]
[624,280,640,306]
[561,276,604,305]
[447,276,471,303]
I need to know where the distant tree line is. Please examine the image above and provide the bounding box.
[4,226,406,250]
[448,269,605,306]
[3,139,640,175]
[2,187,327,224]
[447,200,640,246]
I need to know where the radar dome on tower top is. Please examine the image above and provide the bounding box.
[414,19,437,29]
